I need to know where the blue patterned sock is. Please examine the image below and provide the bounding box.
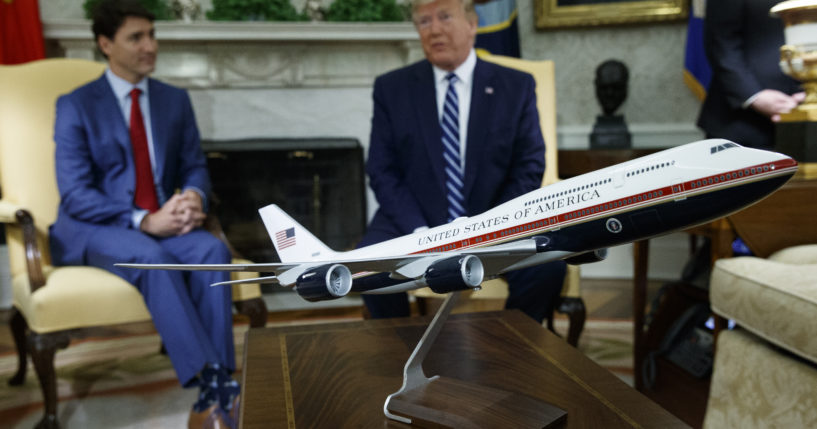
[192,366,219,413]
[194,363,241,413]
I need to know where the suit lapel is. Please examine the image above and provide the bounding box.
[147,79,167,181]
[463,59,495,201]
[412,62,447,195]
[90,76,131,157]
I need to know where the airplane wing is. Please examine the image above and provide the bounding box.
[115,237,555,287]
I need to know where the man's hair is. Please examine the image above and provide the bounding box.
[411,0,477,21]
[92,0,155,46]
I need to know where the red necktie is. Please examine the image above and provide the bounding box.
[129,88,159,212]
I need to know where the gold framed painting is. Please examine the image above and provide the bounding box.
[535,0,689,30]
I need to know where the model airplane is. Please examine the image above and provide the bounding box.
[118,139,798,301]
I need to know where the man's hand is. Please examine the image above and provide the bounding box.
[176,189,206,235]
[139,190,206,237]
[751,90,805,122]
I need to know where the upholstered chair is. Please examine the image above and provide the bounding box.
[704,244,817,428]
[0,58,266,428]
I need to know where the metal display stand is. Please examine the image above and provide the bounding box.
[383,292,567,428]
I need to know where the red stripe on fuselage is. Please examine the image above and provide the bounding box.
[414,159,797,254]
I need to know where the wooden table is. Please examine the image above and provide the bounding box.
[239,310,687,428]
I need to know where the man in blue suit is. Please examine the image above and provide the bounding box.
[360,0,566,323]
[50,1,237,427]
[697,0,804,149]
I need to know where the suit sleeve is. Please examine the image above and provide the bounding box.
[366,77,429,234]
[174,91,211,212]
[495,74,545,205]
[704,0,762,109]
[54,95,133,227]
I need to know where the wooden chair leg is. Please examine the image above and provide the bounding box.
[29,331,70,429]
[8,307,28,386]
[556,297,586,347]
[234,297,268,328]
[416,296,429,316]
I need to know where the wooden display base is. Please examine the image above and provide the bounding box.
[388,375,567,428]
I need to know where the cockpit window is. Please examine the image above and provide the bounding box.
[710,142,739,154]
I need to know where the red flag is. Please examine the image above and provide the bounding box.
[0,0,45,65]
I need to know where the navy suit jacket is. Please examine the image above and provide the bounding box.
[697,0,800,148]
[361,58,545,246]
[50,75,211,265]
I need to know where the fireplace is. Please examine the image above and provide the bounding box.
[203,138,367,263]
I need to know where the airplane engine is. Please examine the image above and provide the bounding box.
[295,264,353,302]
[533,236,553,252]
[424,255,485,294]
[564,249,608,265]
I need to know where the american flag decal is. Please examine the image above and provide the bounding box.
[275,227,296,250]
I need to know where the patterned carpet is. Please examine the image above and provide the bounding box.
[0,315,634,428]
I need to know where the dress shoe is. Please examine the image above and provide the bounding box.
[204,408,231,429]
[188,403,228,429]
[228,394,241,424]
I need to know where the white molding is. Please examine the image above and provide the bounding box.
[43,20,424,88]
[558,122,705,150]
[43,19,420,41]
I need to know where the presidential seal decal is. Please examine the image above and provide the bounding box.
[606,218,623,234]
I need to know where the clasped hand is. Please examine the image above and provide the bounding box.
[140,190,206,237]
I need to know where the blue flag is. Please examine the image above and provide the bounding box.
[683,0,711,101]
[475,0,520,58]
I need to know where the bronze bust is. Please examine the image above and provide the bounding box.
[590,59,631,149]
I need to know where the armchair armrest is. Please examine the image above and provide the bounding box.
[768,245,817,265]
[0,200,46,292]
[0,199,23,223]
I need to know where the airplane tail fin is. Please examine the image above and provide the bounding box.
[259,204,336,262]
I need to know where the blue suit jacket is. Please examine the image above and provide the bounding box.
[50,75,211,265]
[360,58,545,246]
[697,0,800,148]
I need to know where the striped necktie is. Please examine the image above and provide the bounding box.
[442,73,465,222]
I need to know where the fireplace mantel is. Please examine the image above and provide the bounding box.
[44,20,423,88]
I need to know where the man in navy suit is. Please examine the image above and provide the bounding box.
[360,0,566,322]
[51,1,237,427]
[697,0,804,149]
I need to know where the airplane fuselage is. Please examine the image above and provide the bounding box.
[348,139,797,291]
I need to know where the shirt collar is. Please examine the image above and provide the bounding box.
[105,68,149,102]
[432,49,477,87]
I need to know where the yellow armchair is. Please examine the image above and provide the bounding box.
[412,52,585,346]
[0,58,265,428]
